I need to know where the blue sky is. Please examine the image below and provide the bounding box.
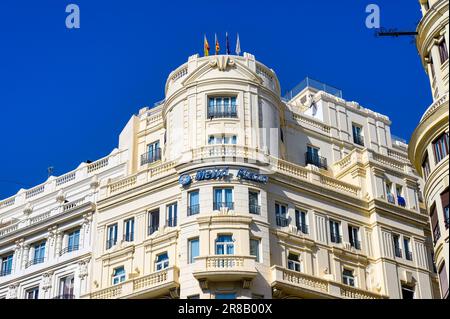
[0,0,431,198]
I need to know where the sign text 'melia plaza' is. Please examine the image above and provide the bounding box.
[178,167,269,186]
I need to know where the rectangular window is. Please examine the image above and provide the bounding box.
[33,241,46,265]
[141,141,161,165]
[396,185,406,207]
[64,229,80,255]
[250,239,260,262]
[329,220,341,243]
[438,263,449,299]
[422,154,431,180]
[188,238,200,264]
[442,189,449,229]
[25,287,39,299]
[404,237,413,261]
[148,209,160,235]
[124,218,134,242]
[348,225,361,250]
[215,293,236,299]
[438,38,449,64]
[248,191,260,215]
[0,254,13,277]
[275,203,289,227]
[287,253,302,272]
[352,124,364,146]
[215,235,234,255]
[58,275,75,299]
[306,145,327,169]
[430,205,441,245]
[106,224,118,249]
[188,190,200,216]
[342,269,355,287]
[393,234,402,258]
[208,96,237,118]
[208,135,237,145]
[433,132,449,164]
[112,267,126,285]
[167,203,178,227]
[155,252,169,271]
[386,182,395,204]
[213,188,234,210]
[295,209,308,234]
[401,285,415,299]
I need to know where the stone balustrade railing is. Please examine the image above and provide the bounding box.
[0,149,127,212]
[292,113,331,134]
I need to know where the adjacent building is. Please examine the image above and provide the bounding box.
[408,0,449,299]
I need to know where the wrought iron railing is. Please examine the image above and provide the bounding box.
[25,258,45,268]
[123,233,134,242]
[187,204,200,216]
[249,204,261,215]
[305,151,327,170]
[59,245,79,256]
[207,109,237,118]
[140,148,162,166]
[213,202,234,210]
[276,216,289,227]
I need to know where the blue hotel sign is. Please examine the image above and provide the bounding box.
[179,167,268,186]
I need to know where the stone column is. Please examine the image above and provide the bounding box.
[13,239,24,274]
[22,244,30,269]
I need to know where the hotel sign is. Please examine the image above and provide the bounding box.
[179,167,268,186]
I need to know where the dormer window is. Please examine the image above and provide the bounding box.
[208,97,237,118]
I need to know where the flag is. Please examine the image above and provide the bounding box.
[215,33,220,55]
[235,33,241,55]
[226,32,230,55]
[204,34,210,56]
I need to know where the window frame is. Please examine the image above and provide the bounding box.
[112,266,126,285]
[215,234,234,255]
[188,237,200,264]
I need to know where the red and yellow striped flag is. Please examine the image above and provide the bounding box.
[204,35,210,56]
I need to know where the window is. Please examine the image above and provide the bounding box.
[213,188,233,210]
[430,204,441,245]
[112,267,126,285]
[32,241,46,265]
[187,294,200,299]
[62,229,80,255]
[295,209,308,234]
[0,254,13,277]
[393,234,402,258]
[348,225,361,250]
[438,263,449,299]
[386,182,395,204]
[396,185,406,207]
[305,145,327,170]
[188,238,199,264]
[441,189,449,229]
[58,275,75,299]
[215,293,236,299]
[352,124,364,146]
[167,203,178,227]
[275,203,289,227]
[188,190,200,216]
[422,154,431,180]
[404,237,413,261]
[280,128,284,143]
[287,253,302,272]
[250,239,260,262]
[123,218,134,242]
[148,209,160,235]
[215,235,234,255]
[248,191,260,215]
[438,38,449,64]
[208,96,237,118]
[208,135,237,145]
[25,287,39,299]
[106,224,118,249]
[155,252,169,271]
[329,220,341,243]
[342,269,355,287]
[401,284,415,299]
[141,141,161,165]
[433,132,449,164]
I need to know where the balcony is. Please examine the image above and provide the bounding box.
[207,109,237,119]
[187,204,200,216]
[0,268,12,277]
[353,135,364,147]
[305,152,327,170]
[88,267,179,299]
[140,149,161,166]
[25,258,45,269]
[270,266,386,299]
[249,204,261,215]
[59,245,80,256]
[276,216,289,227]
[213,202,234,211]
[192,255,257,283]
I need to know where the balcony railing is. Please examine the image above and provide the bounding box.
[59,245,79,256]
[394,247,402,258]
[207,109,237,119]
[305,152,327,170]
[187,204,200,216]
[167,218,177,227]
[140,148,162,166]
[405,251,413,261]
[0,268,12,277]
[353,135,364,146]
[350,240,361,250]
[297,223,309,234]
[52,294,75,299]
[123,233,134,242]
[148,225,159,235]
[276,216,289,227]
[330,234,342,244]
[106,239,117,250]
[249,204,261,215]
[213,202,234,211]
[25,258,45,269]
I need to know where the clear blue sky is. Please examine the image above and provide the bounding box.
[0,0,431,198]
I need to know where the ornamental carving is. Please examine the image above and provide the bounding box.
[78,258,90,279]
[209,55,235,71]
[41,271,54,291]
